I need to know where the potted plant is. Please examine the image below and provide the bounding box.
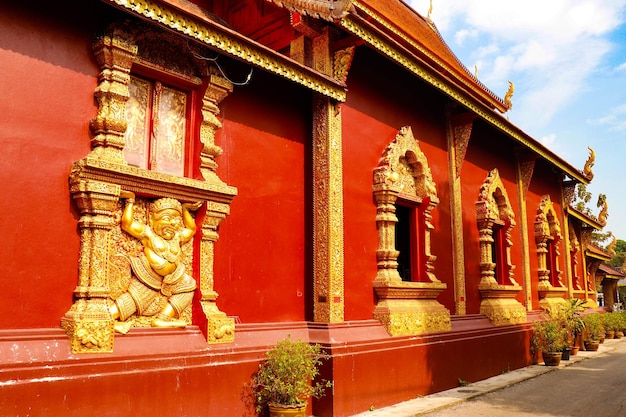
[604,312,617,339]
[250,336,332,417]
[531,319,568,366]
[583,313,604,351]
[562,298,586,355]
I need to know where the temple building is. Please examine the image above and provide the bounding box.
[0,0,611,416]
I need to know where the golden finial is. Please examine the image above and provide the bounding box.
[504,81,514,110]
[427,0,433,20]
[583,146,595,180]
[474,64,479,79]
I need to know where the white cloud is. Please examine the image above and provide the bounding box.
[539,133,557,150]
[615,62,626,72]
[454,28,478,46]
[587,104,626,131]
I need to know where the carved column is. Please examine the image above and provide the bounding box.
[89,35,137,164]
[515,151,535,311]
[312,28,345,323]
[197,71,236,343]
[446,110,474,315]
[199,68,233,184]
[62,179,119,353]
[562,181,577,297]
[312,95,345,323]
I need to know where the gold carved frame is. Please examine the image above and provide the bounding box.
[372,126,450,336]
[476,168,526,325]
[62,20,237,353]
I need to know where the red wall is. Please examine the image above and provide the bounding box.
[0,2,107,329]
[214,69,311,323]
[460,123,525,312]
[341,48,455,319]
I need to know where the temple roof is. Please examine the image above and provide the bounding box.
[598,263,624,280]
[586,244,612,262]
[102,0,591,183]
[346,0,509,112]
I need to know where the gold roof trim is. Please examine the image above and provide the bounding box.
[103,0,347,101]
[566,206,604,230]
[340,14,587,183]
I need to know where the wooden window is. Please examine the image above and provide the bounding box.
[124,74,194,177]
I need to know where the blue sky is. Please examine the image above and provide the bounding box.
[406,0,626,242]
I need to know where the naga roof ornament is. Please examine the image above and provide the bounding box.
[503,81,514,111]
[582,146,595,180]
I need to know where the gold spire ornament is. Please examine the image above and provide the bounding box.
[427,0,433,20]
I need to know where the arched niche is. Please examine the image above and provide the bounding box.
[372,126,450,336]
[475,168,526,325]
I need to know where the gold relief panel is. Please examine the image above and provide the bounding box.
[64,20,237,352]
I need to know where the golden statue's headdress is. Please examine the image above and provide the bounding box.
[150,197,182,214]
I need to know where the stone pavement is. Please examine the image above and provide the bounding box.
[349,337,623,417]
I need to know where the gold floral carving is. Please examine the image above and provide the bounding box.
[372,126,450,336]
[534,195,567,312]
[333,46,355,84]
[339,13,587,183]
[266,0,353,21]
[104,0,346,101]
[450,112,475,179]
[563,181,577,206]
[313,95,345,323]
[63,21,237,353]
[476,169,526,325]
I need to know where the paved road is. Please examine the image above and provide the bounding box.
[422,339,626,417]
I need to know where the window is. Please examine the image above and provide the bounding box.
[534,195,564,289]
[492,221,507,284]
[124,75,193,177]
[395,199,423,282]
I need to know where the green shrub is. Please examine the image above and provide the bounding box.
[250,336,332,412]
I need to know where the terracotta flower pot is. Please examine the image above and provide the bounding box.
[570,346,580,356]
[584,340,600,352]
[542,351,562,366]
[268,403,307,417]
